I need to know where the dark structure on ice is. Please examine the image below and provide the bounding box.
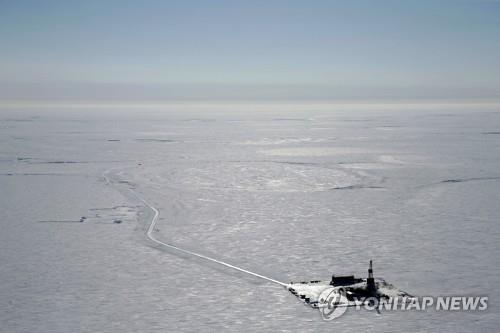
[333,260,381,301]
[330,260,376,290]
[366,260,375,291]
[289,260,413,309]
[330,274,361,286]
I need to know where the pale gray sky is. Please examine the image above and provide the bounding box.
[1,0,500,101]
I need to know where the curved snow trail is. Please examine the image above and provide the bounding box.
[104,169,287,287]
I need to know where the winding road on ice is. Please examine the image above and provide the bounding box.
[104,168,287,287]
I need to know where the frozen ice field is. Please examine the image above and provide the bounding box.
[1,103,499,332]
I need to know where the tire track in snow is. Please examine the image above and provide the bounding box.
[104,168,287,287]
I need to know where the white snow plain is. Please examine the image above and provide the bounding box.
[1,104,499,332]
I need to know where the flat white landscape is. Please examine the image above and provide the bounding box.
[1,103,499,332]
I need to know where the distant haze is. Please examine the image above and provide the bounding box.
[1,0,500,102]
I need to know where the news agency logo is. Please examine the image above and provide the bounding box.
[318,287,349,321]
[318,287,488,321]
